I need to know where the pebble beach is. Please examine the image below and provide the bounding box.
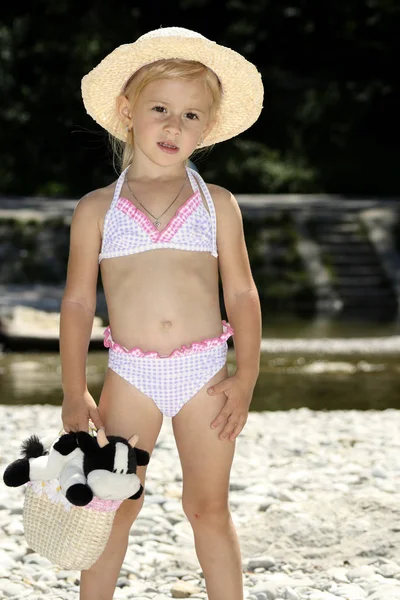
[1,404,400,600]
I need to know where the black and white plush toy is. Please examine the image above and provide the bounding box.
[3,428,150,506]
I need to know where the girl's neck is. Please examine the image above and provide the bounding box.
[127,160,188,183]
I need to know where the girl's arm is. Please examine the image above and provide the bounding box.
[59,193,104,431]
[207,185,262,440]
[215,187,262,386]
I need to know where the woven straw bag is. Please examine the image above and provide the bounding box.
[22,425,122,570]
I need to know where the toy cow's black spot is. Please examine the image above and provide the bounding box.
[75,432,149,479]
[4,430,150,506]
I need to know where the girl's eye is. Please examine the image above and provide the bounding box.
[152,106,199,120]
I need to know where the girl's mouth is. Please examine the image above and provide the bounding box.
[157,142,179,154]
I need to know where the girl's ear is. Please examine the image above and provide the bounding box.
[202,117,217,143]
[116,95,132,130]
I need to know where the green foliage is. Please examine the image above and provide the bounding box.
[1,1,399,195]
[206,140,319,193]
[242,211,315,312]
[0,217,69,283]
[0,211,315,313]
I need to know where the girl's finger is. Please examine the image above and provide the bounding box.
[207,378,231,396]
[210,406,232,430]
[229,421,244,442]
[219,416,241,441]
[90,409,104,430]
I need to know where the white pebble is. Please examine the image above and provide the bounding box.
[333,583,367,598]
[0,579,29,598]
[371,465,388,478]
[347,566,377,581]
[2,406,400,600]
[379,564,400,578]
[248,556,276,570]
[309,593,345,600]
[285,588,299,600]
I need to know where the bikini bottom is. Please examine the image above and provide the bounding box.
[103,321,234,417]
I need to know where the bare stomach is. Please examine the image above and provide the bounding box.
[100,250,223,354]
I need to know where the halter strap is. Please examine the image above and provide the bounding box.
[186,167,218,257]
[108,165,218,258]
[111,166,129,208]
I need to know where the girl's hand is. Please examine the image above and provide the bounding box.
[207,374,254,442]
[61,390,104,433]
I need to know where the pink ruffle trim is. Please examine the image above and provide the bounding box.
[85,497,123,512]
[117,190,200,242]
[104,320,234,359]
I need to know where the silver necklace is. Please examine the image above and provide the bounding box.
[126,173,187,228]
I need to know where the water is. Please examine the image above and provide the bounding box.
[1,317,399,410]
[261,315,400,338]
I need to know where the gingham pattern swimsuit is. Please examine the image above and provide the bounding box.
[99,166,234,417]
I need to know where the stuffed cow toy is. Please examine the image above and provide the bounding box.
[3,428,150,506]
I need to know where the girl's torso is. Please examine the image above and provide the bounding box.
[97,166,223,354]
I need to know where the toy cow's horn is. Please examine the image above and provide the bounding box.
[97,427,109,448]
[128,434,139,448]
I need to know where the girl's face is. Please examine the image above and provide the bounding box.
[130,77,214,165]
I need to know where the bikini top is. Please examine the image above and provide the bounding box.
[99,166,218,263]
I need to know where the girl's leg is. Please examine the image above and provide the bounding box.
[79,369,163,600]
[172,365,243,600]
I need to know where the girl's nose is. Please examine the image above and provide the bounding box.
[164,115,181,136]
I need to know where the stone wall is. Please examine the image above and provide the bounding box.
[0,208,316,316]
[1,195,399,319]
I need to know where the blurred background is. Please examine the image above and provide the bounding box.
[0,0,399,410]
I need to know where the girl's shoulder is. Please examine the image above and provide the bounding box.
[205,183,240,217]
[72,181,117,224]
[78,181,116,210]
[205,182,228,202]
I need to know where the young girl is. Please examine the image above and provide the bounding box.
[60,27,263,600]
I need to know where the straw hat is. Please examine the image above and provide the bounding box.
[81,27,264,148]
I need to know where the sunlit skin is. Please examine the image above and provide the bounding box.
[63,74,259,442]
[99,77,225,373]
[62,73,260,600]
[117,77,215,179]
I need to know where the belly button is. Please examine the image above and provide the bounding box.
[162,320,172,329]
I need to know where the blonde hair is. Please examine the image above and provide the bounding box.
[109,59,223,173]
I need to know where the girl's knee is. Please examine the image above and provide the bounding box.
[182,496,231,527]
[114,494,145,528]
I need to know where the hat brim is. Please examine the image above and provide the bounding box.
[81,36,263,147]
